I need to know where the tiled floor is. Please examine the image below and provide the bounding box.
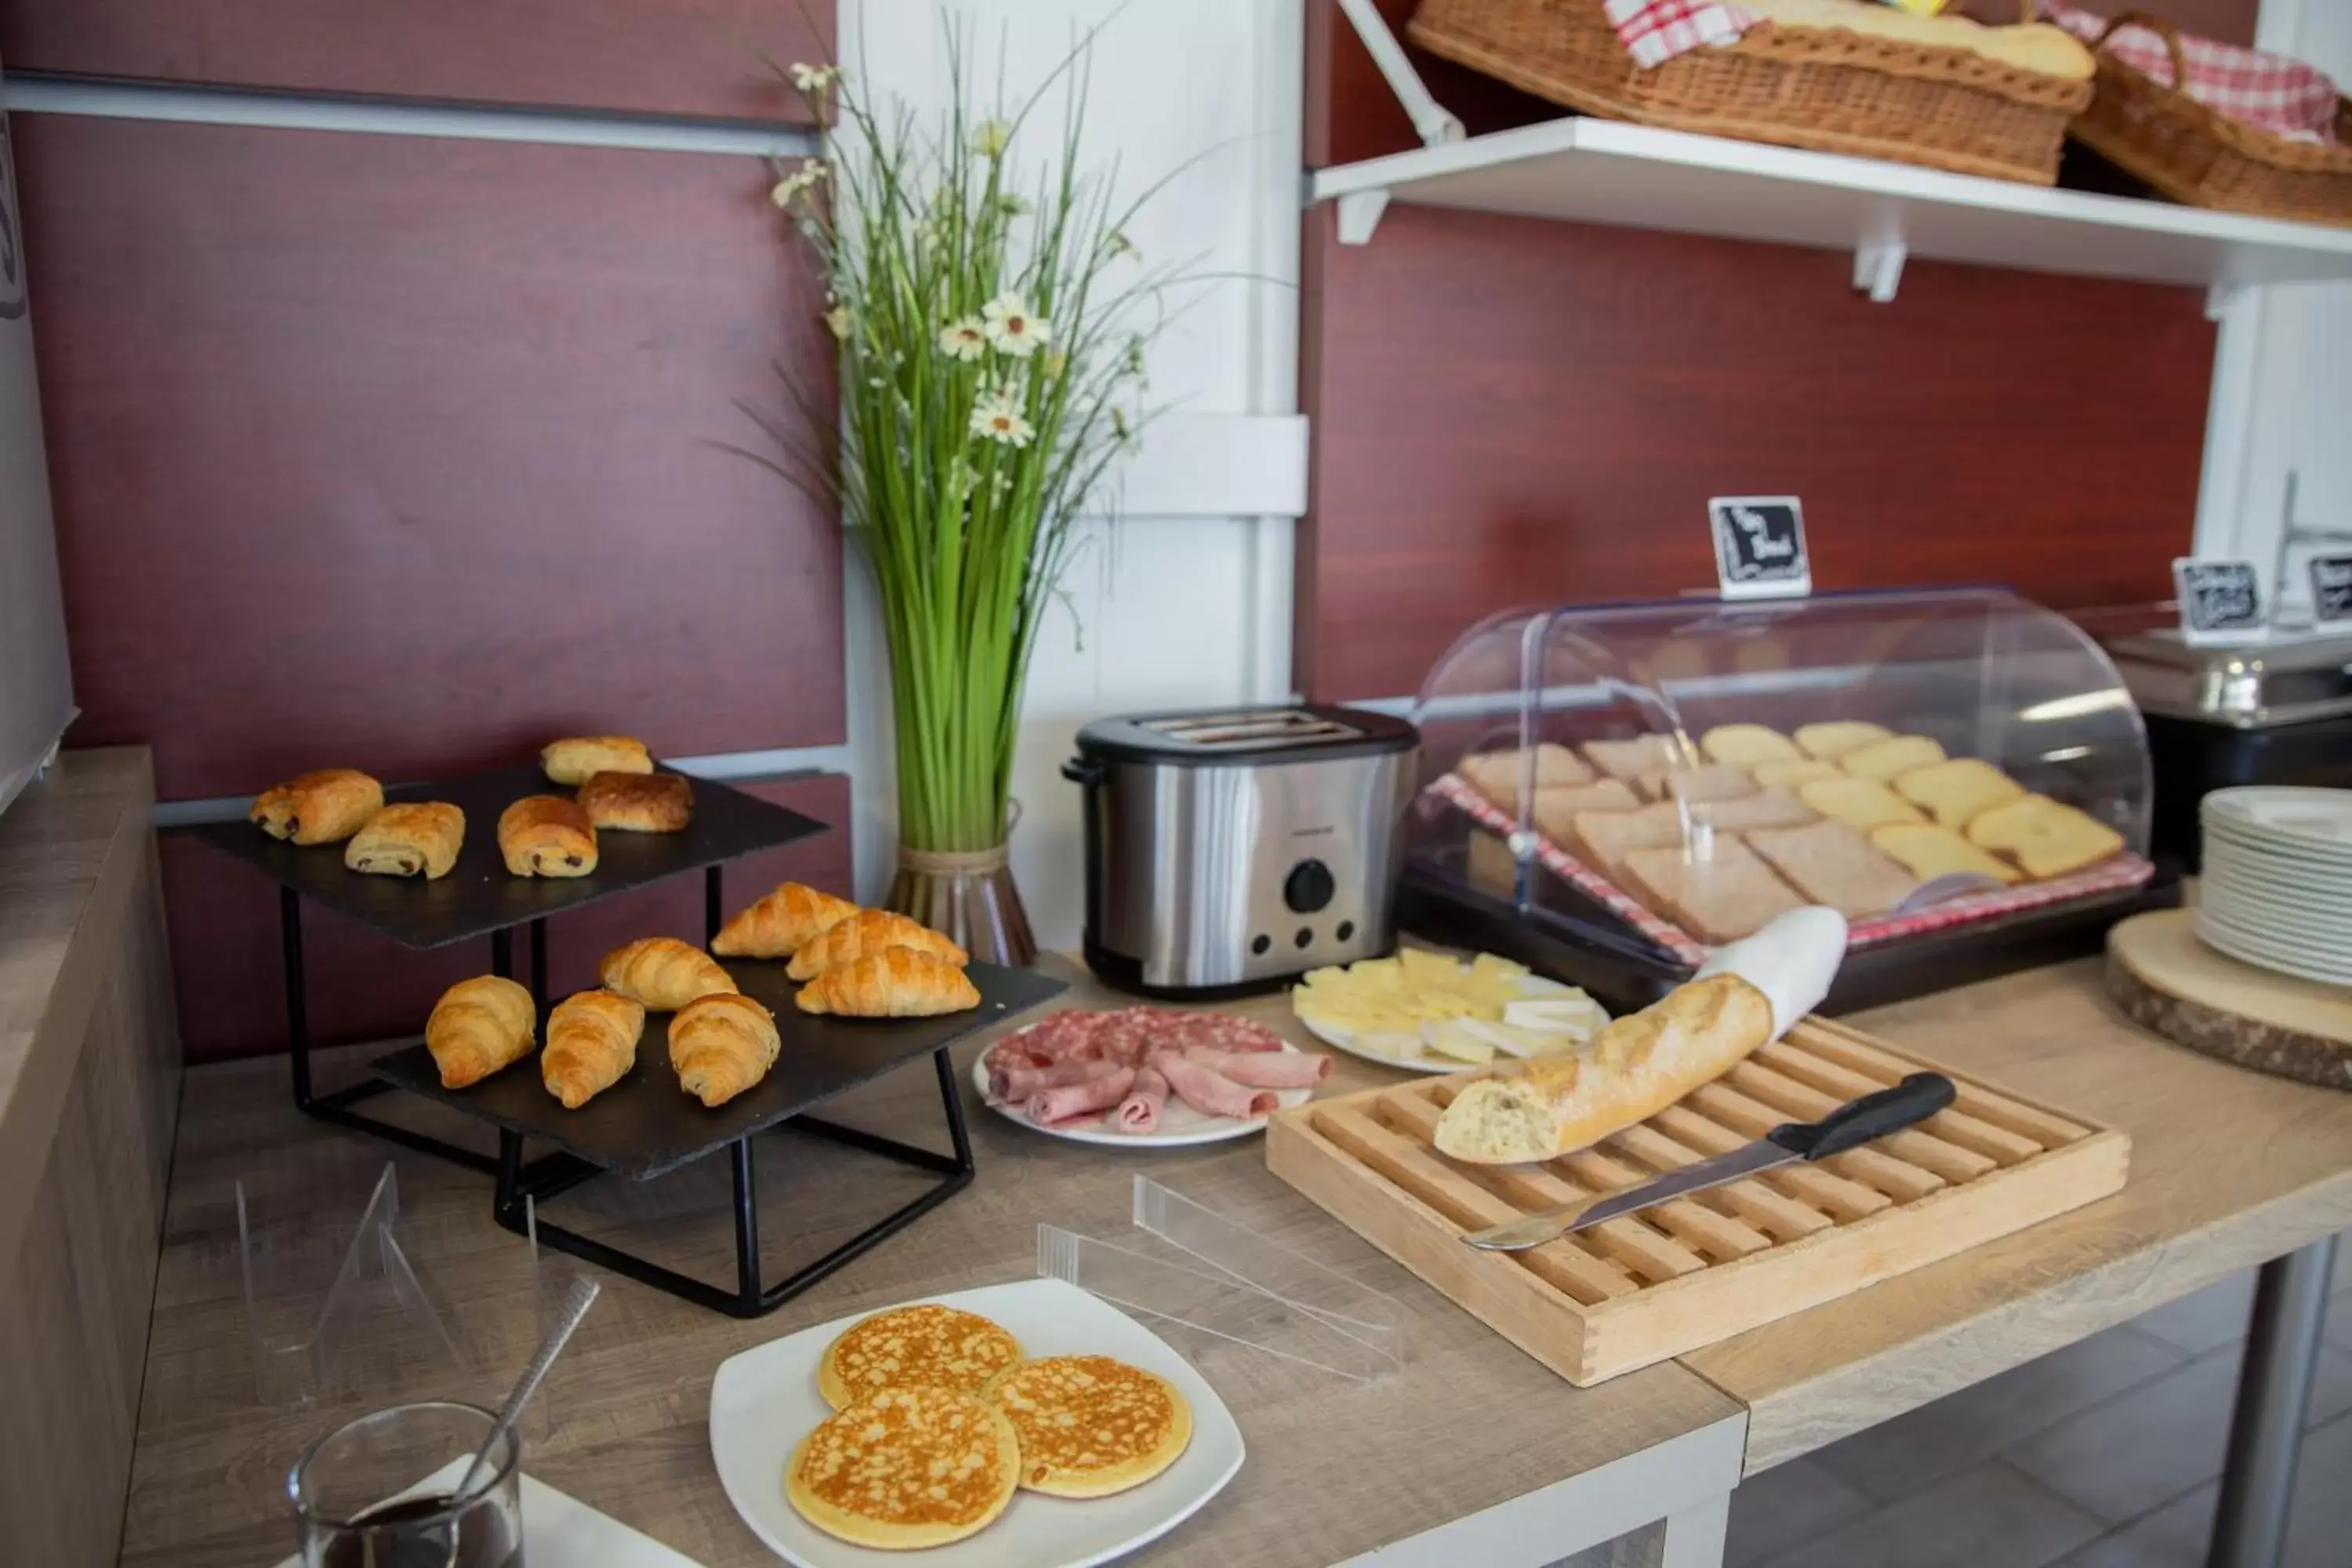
[1726,1239,2352,1568]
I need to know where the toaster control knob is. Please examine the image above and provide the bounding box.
[1283,858,1335,915]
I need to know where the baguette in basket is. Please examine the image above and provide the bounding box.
[1435,908,1847,1164]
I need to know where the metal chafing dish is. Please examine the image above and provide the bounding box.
[2103,628,2352,869]
[2105,629,2352,729]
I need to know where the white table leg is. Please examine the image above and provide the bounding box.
[2210,1234,2339,1568]
[1656,1492,1730,1568]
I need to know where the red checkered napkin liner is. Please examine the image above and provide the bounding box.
[2044,2,2340,140]
[1604,0,1759,68]
[1425,772,2154,964]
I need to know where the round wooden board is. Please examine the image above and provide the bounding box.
[2106,908,2352,1091]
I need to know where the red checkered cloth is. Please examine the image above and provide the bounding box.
[1426,772,2156,967]
[1604,0,1758,68]
[2045,2,2339,140]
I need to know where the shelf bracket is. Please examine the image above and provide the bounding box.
[1853,236,1907,303]
[1336,187,1392,246]
[2208,281,2250,321]
[1335,0,1465,150]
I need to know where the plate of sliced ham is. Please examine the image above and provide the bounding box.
[974,1006,1331,1147]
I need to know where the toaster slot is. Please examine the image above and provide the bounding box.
[1141,710,1367,749]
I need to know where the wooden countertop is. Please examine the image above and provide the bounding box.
[124,960,1742,1568]
[122,941,2352,1562]
[1686,954,2352,1475]
[0,746,158,1265]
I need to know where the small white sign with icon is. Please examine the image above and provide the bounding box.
[2309,555,2352,630]
[2172,557,2267,646]
[1708,496,1811,601]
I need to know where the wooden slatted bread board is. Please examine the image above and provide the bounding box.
[1265,1016,2129,1385]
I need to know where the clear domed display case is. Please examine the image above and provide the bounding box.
[1400,587,2178,1012]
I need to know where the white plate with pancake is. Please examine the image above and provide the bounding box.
[710,1279,1245,1568]
[972,1040,1319,1149]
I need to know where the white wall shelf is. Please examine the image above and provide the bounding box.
[1308,115,2352,309]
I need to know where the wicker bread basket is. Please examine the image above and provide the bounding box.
[2068,13,2352,226]
[1406,0,2094,185]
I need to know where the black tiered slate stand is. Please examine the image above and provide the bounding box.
[183,762,1065,1316]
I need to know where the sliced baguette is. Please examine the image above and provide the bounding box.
[1433,974,1773,1163]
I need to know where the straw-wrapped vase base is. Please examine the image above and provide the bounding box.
[886,842,1037,969]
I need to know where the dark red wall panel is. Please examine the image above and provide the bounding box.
[1297,203,2213,701]
[164,772,854,1063]
[1298,0,2230,702]
[0,1,829,122]
[14,114,841,799]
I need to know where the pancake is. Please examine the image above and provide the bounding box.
[817,1304,1023,1410]
[786,1386,1019,1549]
[987,1355,1192,1498]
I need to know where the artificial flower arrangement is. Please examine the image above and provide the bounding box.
[747,40,1176,962]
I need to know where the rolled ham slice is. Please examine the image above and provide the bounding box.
[1184,1046,1330,1090]
[1153,1051,1277,1120]
[989,1055,1121,1104]
[1117,1065,1171,1134]
[1026,1065,1136,1127]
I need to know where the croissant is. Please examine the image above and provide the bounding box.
[499,795,598,878]
[251,768,383,845]
[597,936,738,1011]
[670,993,782,1107]
[710,880,859,960]
[786,909,969,982]
[541,989,644,1109]
[542,735,652,786]
[344,803,466,879]
[424,975,536,1089]
[795,949,981,1018]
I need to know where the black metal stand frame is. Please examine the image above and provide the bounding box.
[278,861,976,1317]
[278,866,727,1172]
[486,1048,976,1318]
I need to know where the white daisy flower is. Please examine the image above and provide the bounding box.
[981,292,1049,357]
[789,63,840,92]
[971,119,1012,158]
[938,318,987,361]
[768,160,825,208]
[970,389,1034,448]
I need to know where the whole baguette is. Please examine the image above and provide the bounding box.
[1433,973,1773,1164]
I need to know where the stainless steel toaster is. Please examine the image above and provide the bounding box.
[1062,704,1421,997]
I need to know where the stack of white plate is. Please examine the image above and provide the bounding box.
[2198,786,2352,987]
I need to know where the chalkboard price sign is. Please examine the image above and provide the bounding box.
[2310,555,2352,628]
[1708,495,1810,601]
[2172,557,2266,645]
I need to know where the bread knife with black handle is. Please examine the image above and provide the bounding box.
[1461,1072,1958,1252]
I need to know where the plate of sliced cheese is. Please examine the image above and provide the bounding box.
[1291,949,1609,1074]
